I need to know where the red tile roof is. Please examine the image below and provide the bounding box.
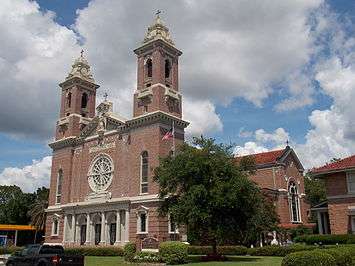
[311,154,355,175]
[236,149,285,165]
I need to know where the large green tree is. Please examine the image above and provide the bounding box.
[154,137,278,254]
[0,185,35,224]
[304,174,326,207]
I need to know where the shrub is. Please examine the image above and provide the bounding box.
[0,246,22,255]
[64,246,123,256]
[281,251,336,266]
[217,245,248,255]
[247,244,316,257]
[187,245,247,255]
[123,242,136,262]
[294,234,355,245]
[159,241,188,265]
[133,251,161,263]
[323,248,352,266]
[188,246,212,255]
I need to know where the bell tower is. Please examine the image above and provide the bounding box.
[55,51,99,140]
[133,13,182,118]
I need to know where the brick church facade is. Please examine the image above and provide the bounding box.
[45,15,312,247]
[236,147,312,236]
[45,15,188,247]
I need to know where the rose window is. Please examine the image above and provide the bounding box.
[88,155,114,192]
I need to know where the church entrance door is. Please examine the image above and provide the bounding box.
[94,224,101,245]
[80,225,86,245]
[109,223,116,245]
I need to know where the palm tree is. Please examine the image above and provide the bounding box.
[28,187,49,243]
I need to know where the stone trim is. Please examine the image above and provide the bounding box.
[327,194,355,199]
[46,194,161,213]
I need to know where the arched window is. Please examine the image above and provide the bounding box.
[165,59,171,79]
[52,216,59,236]
[56,169,63,204]
[289,181,301,222]
[81,92,88,109]
[140,151,149,194]
[66,92,72,108]
[146,58,152,78]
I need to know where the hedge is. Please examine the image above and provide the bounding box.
[0,246,22,255]
[159,241,188,265]
[188,245,247,255]
[322,248,353,266]
[294,234,355,245]
[281,250,336,266]
[64,246,123,256]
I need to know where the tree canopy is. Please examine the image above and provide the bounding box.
[153,137,278,252]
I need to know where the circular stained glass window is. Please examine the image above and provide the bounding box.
[88,154,114,192]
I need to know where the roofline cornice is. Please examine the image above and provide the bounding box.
[59,76,100,90]
[134,39,182,56]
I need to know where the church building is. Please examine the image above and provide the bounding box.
[45,15,188,248]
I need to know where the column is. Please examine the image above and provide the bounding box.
[85,213,91,245]
[100,212,106,245]
[114,210,121,245]
[71,214,76,244]
[63,214,68,244]
[125,209,129,242]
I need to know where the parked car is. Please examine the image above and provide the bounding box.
[6,244,84,266]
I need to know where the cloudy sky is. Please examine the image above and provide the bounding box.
[1,0,355,192]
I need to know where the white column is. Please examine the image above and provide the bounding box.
[115,210,121,245]
[125,209,129,242]
[71,214,76,243]
[85,213,91,245]
[100,212,106,245]
[63,214,68,244]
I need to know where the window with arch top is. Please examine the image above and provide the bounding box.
[146,58,153,78]
[81,92,88,109]
[56,169,63,204]
[140,151,149,194]
[165,59,171,79]
[289,181,301,222]
[66,92,72,108]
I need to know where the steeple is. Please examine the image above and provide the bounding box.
[133,13,182,118]
[143,12,175,46]
[66,50,95,83]
[56,50,99,140]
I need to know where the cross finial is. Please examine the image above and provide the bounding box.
[155,10,161,17]
[286,139,290,147]
[80,49,84,57]
[103,92,108,101]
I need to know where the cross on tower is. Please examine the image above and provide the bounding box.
[155,10,161,17]
[80,49,84,57]
[103,92,108,101]
[286,139,290,147]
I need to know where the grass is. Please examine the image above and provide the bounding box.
[85,256,283,266]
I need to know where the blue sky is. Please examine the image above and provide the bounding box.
[1,0,355,192]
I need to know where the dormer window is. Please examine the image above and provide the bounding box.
[81,92,88,109]
[146,58,153,78]
[165,59,171,78]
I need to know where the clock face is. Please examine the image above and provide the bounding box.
[87,155,114,192]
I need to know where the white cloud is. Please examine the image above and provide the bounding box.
[183,98,223,137]
[0,156,52,193]
[0,0,79,140]
[234,142,268,156]
[255,128,289,145]
[234,128,290,156]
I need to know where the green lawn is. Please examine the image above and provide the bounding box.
[85,256,282,266]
